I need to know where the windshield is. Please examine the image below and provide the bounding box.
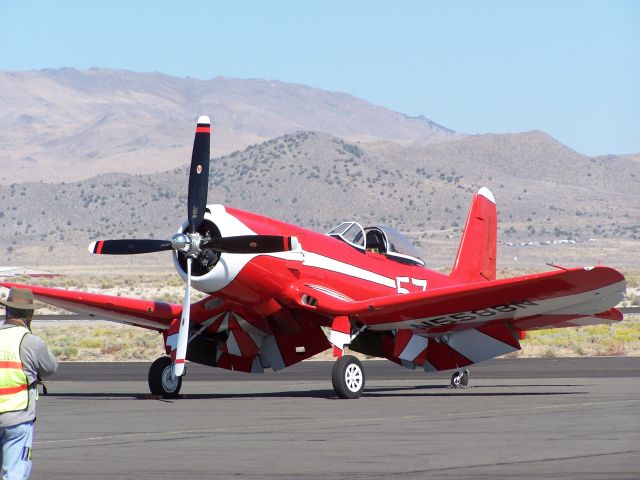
[365,226,424,266]
[379,226,423,260]
[326,222,366,250]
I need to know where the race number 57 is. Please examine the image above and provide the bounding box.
[396,276,427,294]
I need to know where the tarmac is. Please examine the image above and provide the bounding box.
[30,357,640,479]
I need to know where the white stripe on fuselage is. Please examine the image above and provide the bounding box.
[302,252,396,289]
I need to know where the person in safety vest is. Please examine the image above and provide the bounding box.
[0,287,58,480]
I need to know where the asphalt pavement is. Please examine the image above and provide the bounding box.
[31,357,640,479]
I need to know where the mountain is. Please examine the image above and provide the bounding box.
[1,68,637,270]
[0,68,453,184]
[1,130,638,269]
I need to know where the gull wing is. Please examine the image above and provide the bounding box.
[295,266,625,333]
[294,266,624,370]
[1,282,181,331]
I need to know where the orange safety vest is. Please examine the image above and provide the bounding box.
[0,326,30,413]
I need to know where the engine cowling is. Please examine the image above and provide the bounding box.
[172,204,261,294]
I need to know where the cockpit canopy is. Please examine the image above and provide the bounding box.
[326,222,424,266]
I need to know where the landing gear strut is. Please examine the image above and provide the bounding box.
[332,355,365,399]
[449,369,470,389]
[148,356,182,398]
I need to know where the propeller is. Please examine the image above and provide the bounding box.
[88,239,172,255]
[89,116,213,258]
[200,235,298,254]
[173,257,191,376]
[87,116,297,378]
[87,117,293,259]
[187,118,211,234]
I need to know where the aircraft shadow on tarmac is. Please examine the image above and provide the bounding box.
[361,384,588,397]
[44,383,588,400]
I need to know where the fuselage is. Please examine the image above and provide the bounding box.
[174,204,458,310]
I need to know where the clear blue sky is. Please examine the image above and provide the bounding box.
[1,0,638,155]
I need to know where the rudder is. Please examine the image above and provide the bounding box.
[450,187,497,282]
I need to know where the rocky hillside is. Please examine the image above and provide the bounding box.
[1,68,637,271]
[1,130,637,269]
[0,68,453,184]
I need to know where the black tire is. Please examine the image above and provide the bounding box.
[332,355,365,399]
[460,369,469,387]
[148,356,182,399]
[450,369,469,388]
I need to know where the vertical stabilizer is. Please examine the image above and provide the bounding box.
[450,187,497,282]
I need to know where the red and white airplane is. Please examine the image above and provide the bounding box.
[2,116,626,398]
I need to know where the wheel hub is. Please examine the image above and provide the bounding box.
[161,364,180,393]
[344,364,363,392]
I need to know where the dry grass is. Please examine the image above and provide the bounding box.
[515,315,640,358]
[33,323,165,361]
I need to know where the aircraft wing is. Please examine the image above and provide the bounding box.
[0,282,181,331]
[295,266,625,333]
[0,281,330,373]
[293,266,624,371]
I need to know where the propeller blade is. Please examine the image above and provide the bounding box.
[200,235,298,254]
[173,257,191,377]
[187,116,211,233]
[88,239,173,255]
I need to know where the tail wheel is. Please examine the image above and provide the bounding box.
[148,356,182,399]
[332,355,365,399]
[450,369,470,389]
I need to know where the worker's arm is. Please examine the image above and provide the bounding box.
[21,333,59,380]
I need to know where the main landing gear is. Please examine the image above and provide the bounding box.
[148,357,182,399]
[449,369,470,389]
[332,355,365,399]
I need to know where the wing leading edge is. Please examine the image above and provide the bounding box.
[0,282,181,331]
